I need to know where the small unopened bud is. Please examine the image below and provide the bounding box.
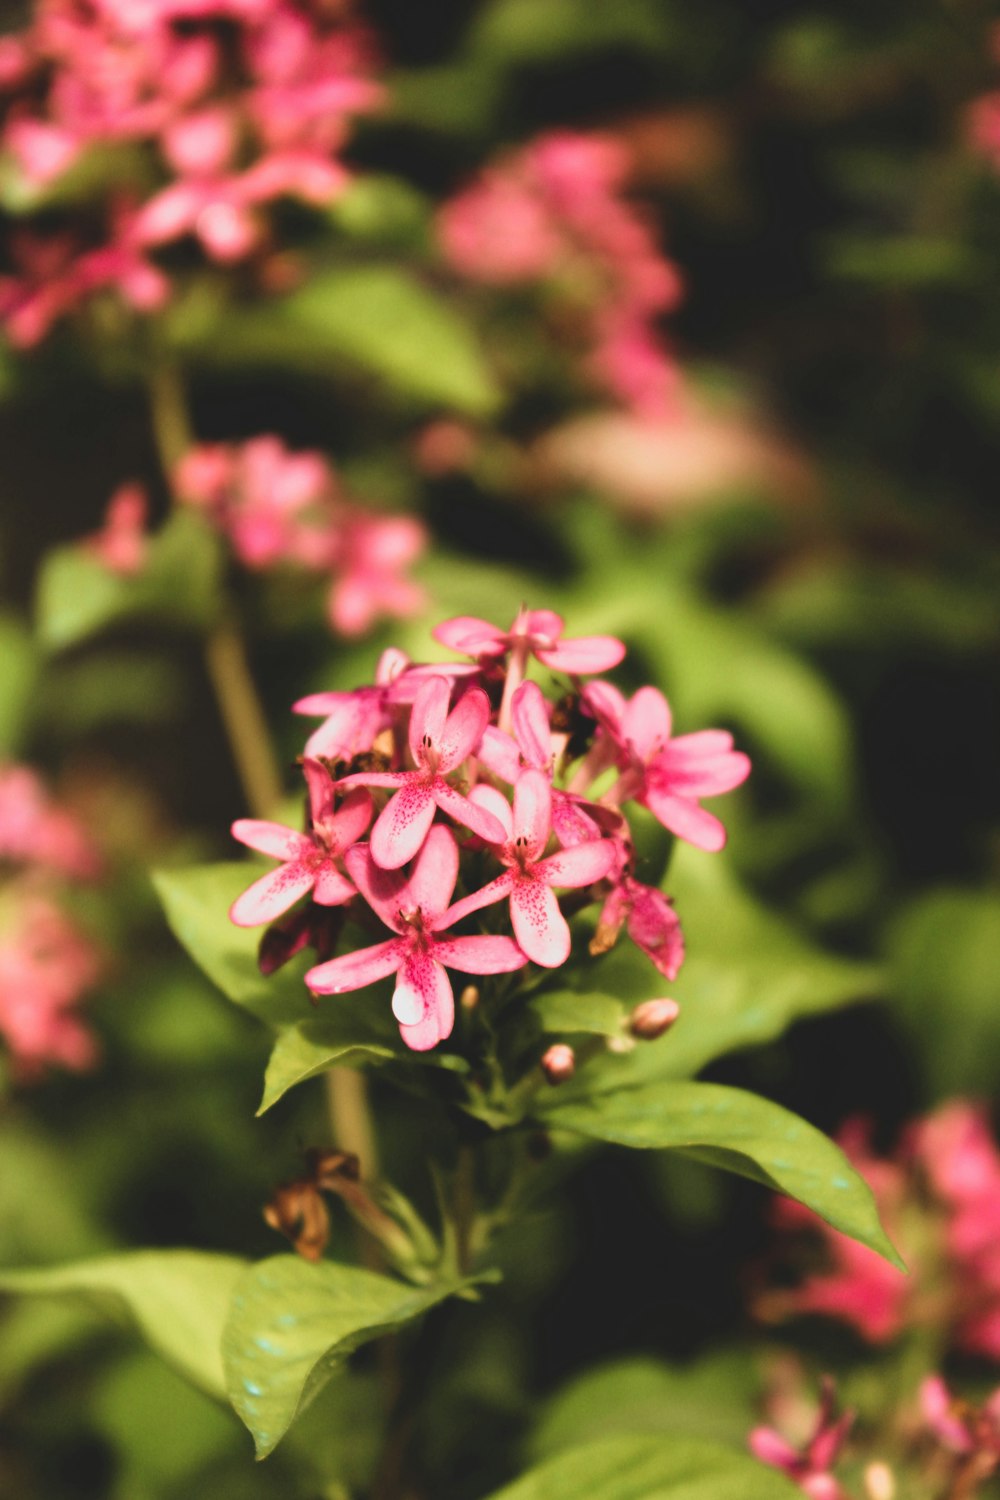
[541,1043,575,1084]
[460,985,480,1011]
[629,998,680,1040]
[863,1462,896,1500]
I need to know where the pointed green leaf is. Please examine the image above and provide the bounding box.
[481,1433,800,1500]
[153,862,316,1024]
[537,1080,903,1268]
[0,1252,246,1399]
[36,509,221,651]
[259,1014,467,1114]
[536,844,879,1079]
[223,1256,487,1457]
[190,266,501,415]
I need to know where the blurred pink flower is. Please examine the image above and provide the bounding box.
[750,1378,853,1500]
[0,892,100,1077]
[87,481,149,575]
[0,764,101,881]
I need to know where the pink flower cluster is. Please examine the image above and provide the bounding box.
[750,1376,853,1500]
[966,24,1000,170]
[228,608,750,1050]
[0,763,102,1076]
[0,0,382,343]
[437,131,684,421]
[175,435,426,636]
[761,1103,1000,1360]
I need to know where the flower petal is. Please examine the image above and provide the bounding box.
[538,838,615,889]
[432,615,507,657]
[312,864,356,906]
[623,686,672,757]
[536,633,626,674]
[344,844,408,932]
[229,861,316,927]
[477,726,521,783]
[330,787,373,849]
[306,937,404,994]
[398,1007,449,1052]
[643,788,727,852]
[303,757,336,830]
[402,824,460,919]
[438,869,515,930]
[370,781,436,869]
[520,608,563,645]
[407,675,451,765]
[437,686,491,771]
[468,783,513,839]
[433,782,507,846]
[231,819,311,860]
[512,768,552,855]
[433,933,528,974]
[392,950,453,1033]
[510,879,571,967]
[511,680,552,768]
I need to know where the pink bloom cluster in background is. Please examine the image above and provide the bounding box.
[437,131,684,421]
[228,608,750,1050]
[966,24,1000,170]
[175,434,426,636]
[760,1102,1000,1361]
[0,0,382,343]
[750,1376,854,1500]
[0,763,102,1076]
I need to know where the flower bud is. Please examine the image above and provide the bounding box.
[541,1043,575,1084]
[629,997,680,1040]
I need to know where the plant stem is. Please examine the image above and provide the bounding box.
[453,1142,476,1276]
[203,618,284,818]
[325,1067,379,1178]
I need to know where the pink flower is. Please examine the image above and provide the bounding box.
[587,682,750,852]
[0,893,101,1078]
[293,647,412,761]
[305,826,527,1051]
[326,513,427,638]
[921,1374,1000,1484]
[229,760,371,926]
[434,608,625,675]
[337,677,506,870]
[443,770,615,967]
[593,874,685,981]
[477,680,600,847]
[749,1378,853,1500]
[0,764,101,880]
[88,482,149,575]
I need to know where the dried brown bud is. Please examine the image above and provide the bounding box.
[263,1180,330,1261]
[541,1043,576,1084]
[629,997,680,1040]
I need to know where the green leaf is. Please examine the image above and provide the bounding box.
[190,267,501,415]
[36,509,221,652]
[0,613,36,754]
[259,1012,467,1114]
[531,1353,758,1460]
[888,887,1000,1098]
[223,1256,485,1457]
[0,1251,246,1399]
[481,1433,800,1500]
[152,862,316,1025]
[537,1080,902,1268]
[537,844,879,1079]
[528,989,627,1039]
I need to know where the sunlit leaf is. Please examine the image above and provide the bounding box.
[36,509,221,651]
[0,612,35,753]
[537,1081,902,1267]
[481,1432,800,1499]
[0,1252,246,1399]
[188,266,501,415]
[223,1256,488,1457]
